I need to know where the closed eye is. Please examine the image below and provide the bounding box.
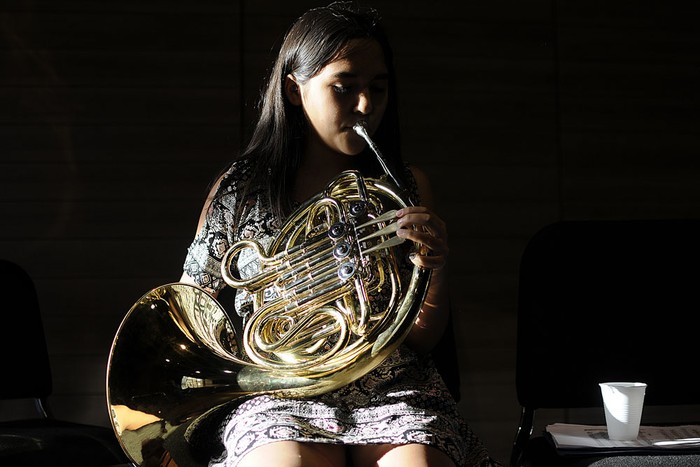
[333,84,351,94]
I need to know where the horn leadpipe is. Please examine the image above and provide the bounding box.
[352,121,414,205]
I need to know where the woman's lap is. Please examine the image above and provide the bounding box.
[236,440,456,467]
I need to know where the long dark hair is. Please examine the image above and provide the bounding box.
[238,1,404,218]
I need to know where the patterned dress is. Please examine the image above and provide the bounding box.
[182,156,493,467]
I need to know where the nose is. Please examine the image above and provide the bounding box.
[354,88,373,115]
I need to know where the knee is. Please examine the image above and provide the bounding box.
[238,441,346,467]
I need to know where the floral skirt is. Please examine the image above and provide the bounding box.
[205,346,492,467]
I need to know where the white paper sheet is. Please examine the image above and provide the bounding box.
[546,424,700,450]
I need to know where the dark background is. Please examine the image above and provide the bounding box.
[2,0,699,463]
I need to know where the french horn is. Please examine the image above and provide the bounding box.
[106,122,431,466]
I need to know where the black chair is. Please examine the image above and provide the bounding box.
[0,259,131,467]
[511,220,700,467]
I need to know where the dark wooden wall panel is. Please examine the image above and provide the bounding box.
[2,1,699,464]
[0,0,243,433]
[557,2,700,220]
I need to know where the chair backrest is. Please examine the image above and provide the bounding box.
[0,259,53,402]
[516,219,700,412]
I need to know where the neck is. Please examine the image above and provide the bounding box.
[293,142,357,203]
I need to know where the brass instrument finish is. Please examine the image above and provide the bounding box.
[106,125,430,466]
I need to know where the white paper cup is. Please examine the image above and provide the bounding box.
[599,382,647,440]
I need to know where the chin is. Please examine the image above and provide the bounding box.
[343,130,370,155]
[343,147,365,157]
[343,139,367,156]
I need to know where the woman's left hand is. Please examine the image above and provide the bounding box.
[395,206,449,270]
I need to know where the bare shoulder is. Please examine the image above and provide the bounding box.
[407,165,435,208]
[191,160,240,233]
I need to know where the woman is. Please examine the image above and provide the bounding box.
[181,2,496,466]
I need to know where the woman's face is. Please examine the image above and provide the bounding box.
[290,39,389,158]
